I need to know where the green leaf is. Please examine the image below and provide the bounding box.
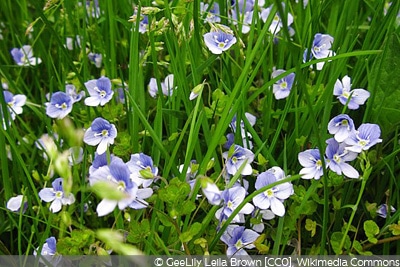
[330,232,351,255]
[257,154,268,165]
[305,219,317,237]
[127,219,151,244]
[179,222,202,243]
[352,240,373,256]
[180,200,196,215]
[364,220,380,244]
[389,221,400,235]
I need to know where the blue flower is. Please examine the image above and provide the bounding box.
[39,178,75,213]
[45,91,74,119]
[328,114,355,142]
[34,236,56,256]
[148,74,176,98]
[33,236,61,265]
[217,186,254,223]
[229,112,256,149]
[126,153,158,188]
[271,69,295,100]
[220,225,260,256]
[298,149,325,180]
[84,77,114,106]
[325,138,359,179]
[86,0,101,18]
[89,152,115,174]
[6,195,28,213]
[261,4,294,34]
[89,157,139,216]
[376,204,396,219]
[203,30,237,54]
[84,117,117,155]
[223,145,254,176]
[10,45,42,66]
[333,75,370,110]
[200,2,221,23]
[2,91,26,127]
[252,170,293,216]
[344,123,382,153]
[66,84,85,103]
[65,36,82,50]
[201,178,222,205]
[303,33,334,70]
[88,52,102,68]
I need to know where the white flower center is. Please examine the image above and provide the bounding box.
[235,239,243,249]
[95,86,107,97]
[264,188,274,198]
[117,181,126,191]
[55,102,68,110]
[316,159,322,167]
[358,139,368,147]
[55,191,63,199]
[342,91,350,98]
[280,81,288,89]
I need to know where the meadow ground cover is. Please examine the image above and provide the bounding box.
[0,0,400,257]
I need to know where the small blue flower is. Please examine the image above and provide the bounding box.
[203,30,237,54]
[223,145,254,176]
[45,91,74,119]
[34,236,57,256]
[217,186,254,223]
[200,2,221,23]
[201,178,222,205]
[6,195,28,213]
[66,84,85,103]
[2,91,26,125]
[298,149,325,180]
[139,15,149,33]
[39,178,75,213]
[127,153,158,188]
[84,117,117,155]
[325,138,359,179]
[148,74,176,98]
[88,52,102,68]
[303,33,334,70]
[65,36,82,50]
[89,157,139,216]
[252,170,293,216]
[89,152,115,174]
[328,114,355,142]
[344,123,382,153]
[86,0,101,18]
[261,4,294,34]
[220,225,260,256]
[311,33,334,58]
[333,75,370,110]
[376,204,396,219]
[271,69,295,100]
[33,236,61,265]
[84,77,114,106]
[10,45,42,66]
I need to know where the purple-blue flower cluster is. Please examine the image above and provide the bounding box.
[299,114,382,179]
